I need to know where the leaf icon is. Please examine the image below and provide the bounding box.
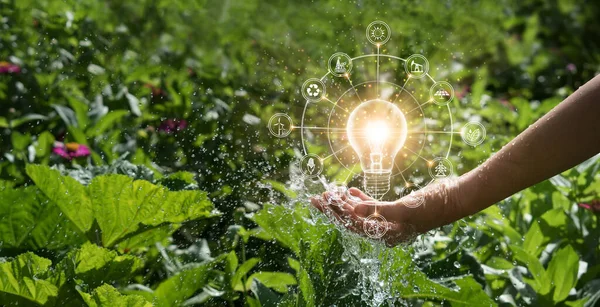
[467,129,480,142]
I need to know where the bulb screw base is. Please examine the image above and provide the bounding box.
[363,170,391,200]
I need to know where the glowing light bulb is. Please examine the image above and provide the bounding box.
[346,99,408,199]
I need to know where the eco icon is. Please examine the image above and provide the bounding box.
[268,113,292,138]
[300,154,323,177]
[328,52,353,77]
[430,81,455,106]
[461,121,486,146]
[428,157,453,179]
[306,84,321,97]
[404,54,429,78]
[301,78,326,102]
[366,20,391,45]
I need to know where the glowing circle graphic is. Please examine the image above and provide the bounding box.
[366,20,391,45]
[267,20,488,230]
[363,214,389,239]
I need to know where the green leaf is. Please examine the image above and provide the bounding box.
[157,171,198,191]
[126,93,142,117]
[547,245,579,303]
[0,187,84,250]
[67,95,90,130]
[232,258,260,290]
[153,257,222,306]
[53,104,79,127]
[67,126,90,146]
[60,242,144,288]
[523,221,546,256]
[9,114,48,129]
[565,298,588,307]
[27,165,215,247]
[89,175,215,246]
[34,131,55,158]
[399,274,495,306]
[11,131,31,151]
[509,245,548,293]
[244,272,297,293]
[226,251,239,275]
[89,175,165,246]
[87,110,129,137]
[79,284,152,307]
[251,279,281,307]
[253,204,329,254]
[115,224,180,252]
[0,253,58,305]
[26,164,94,234]
[141,189,215,226]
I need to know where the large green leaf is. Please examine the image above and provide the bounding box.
[26,165,94,234]
[88,175,166,246]
[26,165,215,247]
[89,175,214,246]
[547,245,579,303]
[78,284,152,307]
[0,187,84,250]
[0,252,58,305]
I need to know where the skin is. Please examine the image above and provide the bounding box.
[311,74,600,247]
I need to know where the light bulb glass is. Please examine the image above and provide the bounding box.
[346,99,408,199]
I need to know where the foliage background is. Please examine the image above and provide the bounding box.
[1,0,600,306]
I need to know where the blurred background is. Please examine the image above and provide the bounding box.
[1,0,600,306]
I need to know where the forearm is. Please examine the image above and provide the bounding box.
[458,75,600,216]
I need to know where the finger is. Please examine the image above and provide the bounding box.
[322,202,352,226]
[348,187,374,201]
[310,197,325,213]
[327,201,365,233]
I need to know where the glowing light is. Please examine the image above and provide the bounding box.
[365,121,390,150]
[346,99,408,199]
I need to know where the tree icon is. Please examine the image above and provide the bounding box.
[434,162,448,177]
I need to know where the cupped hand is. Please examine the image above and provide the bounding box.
[310,179,464,247]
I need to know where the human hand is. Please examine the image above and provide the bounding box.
[310,179,464,247]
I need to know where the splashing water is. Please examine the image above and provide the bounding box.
[287,168,410,306]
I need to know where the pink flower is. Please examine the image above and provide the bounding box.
[52,142,91,160]
[566,63,577,74]
[578,200,600,213]
[0,61,21,74]
[158,119,188,134]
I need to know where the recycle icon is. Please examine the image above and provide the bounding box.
[306,83,321,97]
